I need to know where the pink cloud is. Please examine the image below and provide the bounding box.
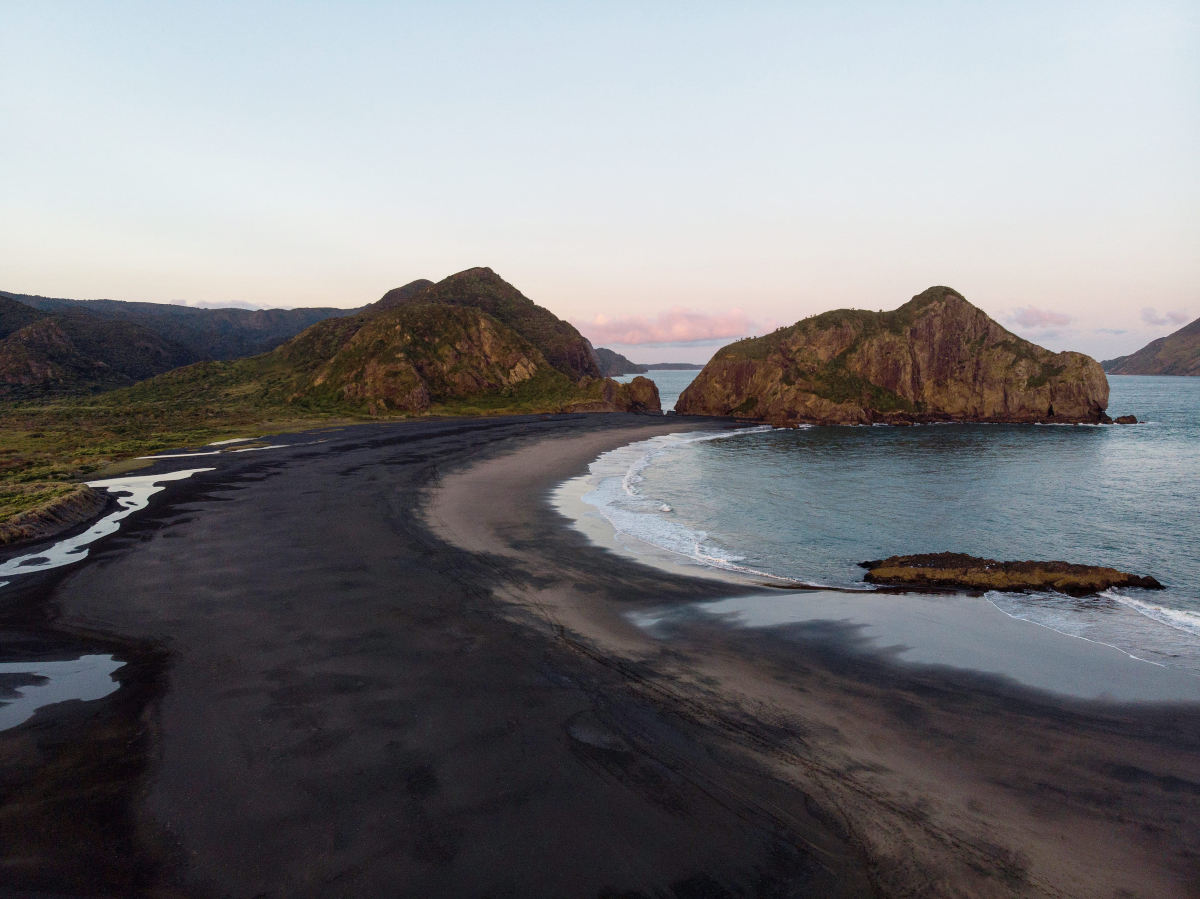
[585,307,764,345]
[1010,306,1072,329]
[1140,307,1190,327]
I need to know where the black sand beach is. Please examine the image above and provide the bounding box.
[1,414,1198,897]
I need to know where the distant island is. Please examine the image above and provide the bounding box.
[1102,315,1199,376]
[594,347,646,376]
[594,348,705,377]
[677,286,1110,425]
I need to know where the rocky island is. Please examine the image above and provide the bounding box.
[861,552,1163,596]
[594,347,648,376]
[676,286,1109,425]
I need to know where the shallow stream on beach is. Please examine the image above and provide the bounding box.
[559,375,1200,689]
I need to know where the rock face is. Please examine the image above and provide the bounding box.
[274,304,549,412]
[1103,316,1200,376]
[676,287,1109,425]
[259,270,659,415]
[561,375,661,413]
[860,552,1163,596]
[372,268,603,380]
[594,347,648,376]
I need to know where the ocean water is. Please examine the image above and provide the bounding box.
[563,375,1200,676]
[613,369,701,412]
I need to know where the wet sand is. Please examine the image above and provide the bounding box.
[1,413,1198,896]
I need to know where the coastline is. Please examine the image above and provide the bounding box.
[0,413,1196,896]
[430,418,1200,895]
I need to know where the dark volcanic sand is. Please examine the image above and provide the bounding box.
[0,413,1197,897]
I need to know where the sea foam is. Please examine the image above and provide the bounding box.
[571,427,790,580]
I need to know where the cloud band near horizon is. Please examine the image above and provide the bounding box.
[584,307,769,346]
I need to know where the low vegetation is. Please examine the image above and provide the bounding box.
[0,268,653,532]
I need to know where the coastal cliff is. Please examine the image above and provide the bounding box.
[676,287,1109,425]
[1103,316,1200,376]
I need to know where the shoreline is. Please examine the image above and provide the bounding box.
[0,413,1196,895]
[429,416,1200,894]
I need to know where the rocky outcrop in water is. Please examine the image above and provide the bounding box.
[562,375,661,412]
[860,552,1163,596]
[676,287,1109,425]
[1103,316,1200,376]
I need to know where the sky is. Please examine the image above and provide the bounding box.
[2,1,1196,363]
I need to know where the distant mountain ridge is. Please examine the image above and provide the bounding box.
[1,295,194,396]
[0,290,351,397]
[1102,317,1200,376]
[4,290,350,361]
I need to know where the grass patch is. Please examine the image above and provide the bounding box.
[0,482,81,520]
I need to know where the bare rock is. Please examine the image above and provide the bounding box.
[860,552,1163,596]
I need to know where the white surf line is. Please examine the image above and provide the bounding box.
[1109,592,1200,639]
[983,593,1176,670]
[0,468,214,582]
[206,436,261,446]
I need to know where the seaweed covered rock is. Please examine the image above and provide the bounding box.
[860,552,1163,596]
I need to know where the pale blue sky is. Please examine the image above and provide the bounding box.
[2,1,1196,361]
